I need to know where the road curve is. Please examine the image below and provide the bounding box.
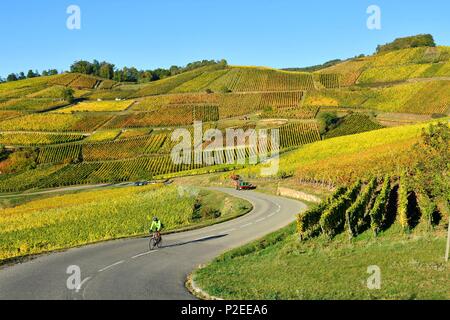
[0,188,306,300]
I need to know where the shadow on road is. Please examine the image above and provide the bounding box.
[162,234,228,249]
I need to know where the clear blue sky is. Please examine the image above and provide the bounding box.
[1,0,449,77]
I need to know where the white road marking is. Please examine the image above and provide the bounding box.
[255,217,266,223]
[131,250,158,259]
[75,277,91,293]
[266,203,281,218]
[98,260,124,273]
[222,228,236,233]
[240,222,253,228]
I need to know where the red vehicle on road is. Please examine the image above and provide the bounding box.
[230,175,257,190]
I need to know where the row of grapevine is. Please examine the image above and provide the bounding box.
[209,68,268,92]
[325,114,384,138]
[0,98,68,112]
[0,132,85,146]
[49,73,80,86]
[208,68,315,92]
[57,100,134,113]
[297,186,347,240]
[29,144,275,189]
[81,134,167,161]
[118,128,153,140]
[260,106,319,120]
[397,172,409,231]
[86,159,153,183]
[130,91,314,120]
[87,89,134,101]
[69,75,100,89]
[84,129,122,142]
[296,177,401,240]
[0,111,24,122]
[37,128,202,163]
[37,144,82,164]
[37,133,167,164]
[259,91,304,109]
[319,180,362,238]
[0,135,330,192]
[166,93,219,105]
[34,156,182,188]
[193,105,220,122]
[369,176,391,235]
[171,69,229,93]
[0,113,113,132]
[97,79,116,90]
[345,177,378,237]
[157,124,215,154]
[26,85,66,99]
[134,68,207,96]
[0,165,64,192]
[318,74,341,89]
[279,122,322,148]
[319,60,367,87]
[267,72,315,91]
[48,73,110,90]
[40,163,102,188]
[218,93,262,118]
[144,133,167,153]
[361,80,450,115]
[28,86,91,99]
[104,107,194,128]
[0,76,50,99]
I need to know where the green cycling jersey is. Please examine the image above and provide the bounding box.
[149,219,162,232]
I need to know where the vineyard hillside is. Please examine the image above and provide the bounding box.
[317,46,450,86]
[0,37,449,192]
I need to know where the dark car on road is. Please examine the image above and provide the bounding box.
[134,181,149,186]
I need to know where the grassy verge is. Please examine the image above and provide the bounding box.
[193,222,449,300]
[0,184,252,264]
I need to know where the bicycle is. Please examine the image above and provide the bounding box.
[149,231,162,251]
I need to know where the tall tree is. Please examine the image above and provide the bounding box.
[99,62,115,79]
[27,70,38,78]
[6,73,18,82]
[62,88,75,103]
[92,60,101,76]
[70,60,94,74]
[46,69,58,76]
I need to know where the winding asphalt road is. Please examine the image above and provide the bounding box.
[0,188,306,300]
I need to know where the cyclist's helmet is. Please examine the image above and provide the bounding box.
[153,216,158,221]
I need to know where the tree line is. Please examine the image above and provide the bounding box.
[69,59,227,83]
[0,69,59,83]
[0,59,227,84]
[376,34,436,53]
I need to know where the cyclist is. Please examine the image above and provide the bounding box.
[149,216,162,244]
